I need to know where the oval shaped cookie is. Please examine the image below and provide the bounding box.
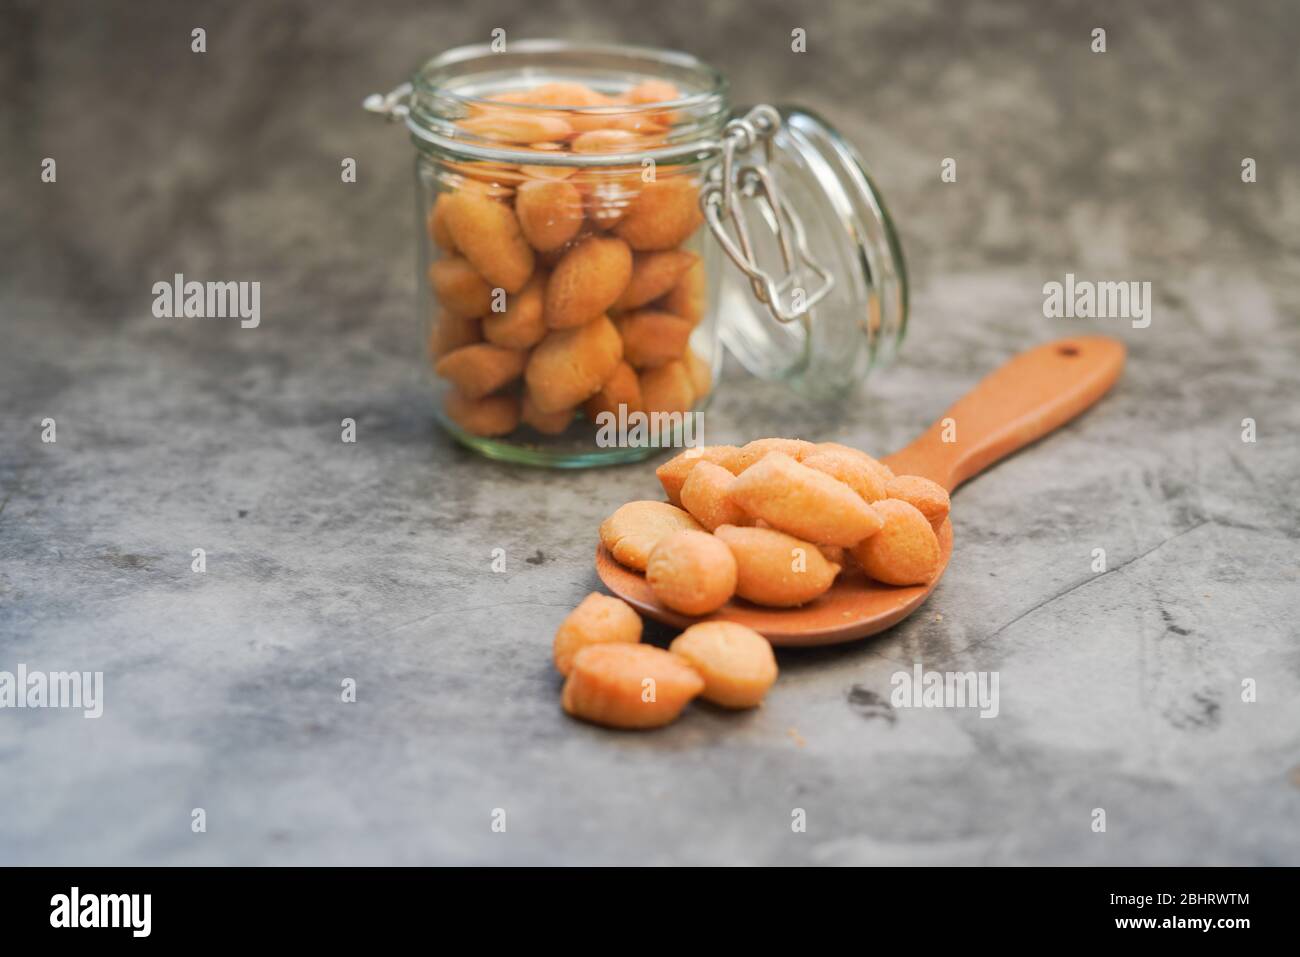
[599,500,703,572]
[614,176,703,251]
[670,621,777,709]
[679,460,750,532]
[728,452,883,547]
[646,529,737,616]
[441,190,535,294]
[482,271,548,349]
[583,361,643,421]
[429,257,493,319]
[562,643,704,729]
[545,236,633,329]
[713,524,840,608]
[885,474,951,527]
[434,343,526,400]
[801,448,889,503]
[443,389,520,437]
[655,445,743,505]
[553,593,642,676]
[525,314,623,413]
[515,179,585,253]
[850,498,941,586]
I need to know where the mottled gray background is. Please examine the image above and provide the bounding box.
[1,0,1298,865]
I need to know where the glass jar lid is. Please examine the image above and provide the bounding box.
[705,106,908,400]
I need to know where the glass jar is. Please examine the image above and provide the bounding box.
[367,40,907,467]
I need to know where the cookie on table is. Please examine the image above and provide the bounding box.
[670,621,777,709]
[562,643,704,729]
[553,593,642,676]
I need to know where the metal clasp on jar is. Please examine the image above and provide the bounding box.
[700,105,834,324]
[363,83,413,122]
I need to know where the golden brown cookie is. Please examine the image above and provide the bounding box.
[728,452,883,547]
[885,474,951,528]
[443,389,520,437]
[661,259,707,325]
[850,499,941,586]
[521,393,574,435]
[482,271,548,349]
[655,445,743,505]
[434,343,527,400]
[815,442,895,484]
[599,500,703,572]
[714,524,840,608]
[525,315,623,413]
[731,437,817,473]
[679,460,750,532]
[545,236,634,329]
[561,643,704,729]
[639,360,696,415]
[458,110,574,145]
[669,622,777,709]
[611,250,699,312]
[515,179,585,253]
[645,529,738,616]
[614,176,704,251]
[583,361,643,421]
[441,189,535,294]
[617,310,693,368]
[553,593,642,676]
[429,257,494,319]
[801,448,889,503]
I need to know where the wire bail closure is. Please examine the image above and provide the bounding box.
[700,105,834,324]
[363,83,412,122]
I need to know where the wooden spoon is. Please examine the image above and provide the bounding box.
[596,336,1126,646]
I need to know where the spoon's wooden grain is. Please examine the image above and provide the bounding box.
[596,336,1126,646]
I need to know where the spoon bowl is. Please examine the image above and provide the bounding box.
[595,336,1126,646]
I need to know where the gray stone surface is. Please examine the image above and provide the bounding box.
[1,0,1298,865]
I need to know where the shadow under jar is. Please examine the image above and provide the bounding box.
[368,41,908,468]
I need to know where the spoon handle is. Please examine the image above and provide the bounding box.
[882,336,1126,493]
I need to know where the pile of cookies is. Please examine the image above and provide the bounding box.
[427,80,713,439]
[555,596,777,729]
[611,438,949,608]
[556,437,951,730]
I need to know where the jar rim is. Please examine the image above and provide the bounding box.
[412,39,729,112]
[405,39,731,164]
